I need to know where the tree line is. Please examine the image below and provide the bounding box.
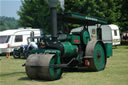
[0,16,19,31]
[1,0,128,32]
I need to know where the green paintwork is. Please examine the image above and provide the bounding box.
[49,51,62,80]
[105,43,112,57]
[82,31,90,44]
[67,34,72,40]
[25,10,110,81]
[61,42,78,57]
[68,13,107,24]
[71,35,81,44]
[93,42,105,71]
[29,49,44,54]
[30,49,62,80]
[29,49,61,56]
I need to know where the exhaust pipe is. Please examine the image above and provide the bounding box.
[51,7,57,40]
[48,0,58,40]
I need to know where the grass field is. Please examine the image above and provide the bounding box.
[0,45,128,85]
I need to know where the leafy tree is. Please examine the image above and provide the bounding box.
[119,0,128,31]
[0,21,9,30]
[0,16,19,31]
[18,0,50,33]
[66,0,121,24]
[18,0,125,32]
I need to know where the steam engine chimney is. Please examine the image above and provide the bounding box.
[48,0,58,40]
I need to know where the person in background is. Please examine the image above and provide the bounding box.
[27,41,38,50]
[122,32,127,41]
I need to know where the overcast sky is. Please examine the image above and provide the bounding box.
[0,0,22,19]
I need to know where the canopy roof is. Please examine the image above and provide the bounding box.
[58,13,107,25]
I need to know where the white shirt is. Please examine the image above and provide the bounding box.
[28,42,38,49]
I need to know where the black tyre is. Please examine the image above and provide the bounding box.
[13,50,21,59]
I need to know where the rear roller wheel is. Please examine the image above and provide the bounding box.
[85,41,106,71]
[25,54,62,80]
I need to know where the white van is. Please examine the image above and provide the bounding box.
[0,28,41,54]
[88,24,121,45]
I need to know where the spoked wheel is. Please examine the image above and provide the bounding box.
[13,50,21,59]
[85,40,107,71]
[25,54,62,80]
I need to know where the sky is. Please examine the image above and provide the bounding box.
[0,0,22,19]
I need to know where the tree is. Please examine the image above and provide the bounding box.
[68,0,122,23]
[0,16,19,31]
[0,21,9,30]
[119,0,128,31]
[18,0,50,33]
[18,0,124,32]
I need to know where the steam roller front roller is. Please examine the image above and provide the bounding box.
[85,40,107,71]
[25,54,62,80]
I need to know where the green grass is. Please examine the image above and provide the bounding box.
[0,45,128,85]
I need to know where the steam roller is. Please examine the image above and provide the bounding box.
[26,53,62,80]
[25,0,112,81]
